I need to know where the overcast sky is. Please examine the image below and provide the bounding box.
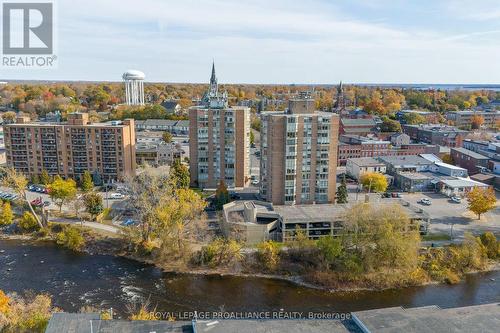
[2,0,500,84]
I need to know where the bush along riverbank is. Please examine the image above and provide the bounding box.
[1,205,499,292]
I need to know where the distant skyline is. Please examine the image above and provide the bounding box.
[2,0,500,84]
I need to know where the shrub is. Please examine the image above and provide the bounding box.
[0,202,13,226]
[479,232,499,259]
[1,291,55,332]
[195,238,242,268]
[256,241,281,272]
[18,212,39,232]
[56,225,86,252]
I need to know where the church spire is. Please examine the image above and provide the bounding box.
[210,60,217,85]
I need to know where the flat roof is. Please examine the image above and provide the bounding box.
[353,303,500,333]
[347,157,385,167]
[398,172,433,180]
[452,147,489,160]
[440,178,489,188]
[341,118,376,126]
[195,319,357,333]
[378,155,433,167]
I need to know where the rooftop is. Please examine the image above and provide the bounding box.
[378,155,433,167]
[340,118,376,126]
[452,147,490,160]
[348,157,386,167]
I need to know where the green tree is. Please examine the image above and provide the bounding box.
[162,131,173,143]
[18,212,39,232]
[250,130,255,146]
[336,175,348,204]
[30,174,40,185]
[403,113,426,125]
[170,159,190,189]
[380,116,402,132]
[360,172,388,193]
[81,171,94,192]
[49,176,77,213]
[1,202,13,226]
[466,187,497,220]
[40,170,51,185]
[84,192,103,221]
[317,236,343,270]
[215,180,230,210]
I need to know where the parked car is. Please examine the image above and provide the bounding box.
[391,192,402,198]
[419,198,432,206]
[450,196,462,204]
[121,219,136,226]
[251,179,259,186]
[109,193,125,199]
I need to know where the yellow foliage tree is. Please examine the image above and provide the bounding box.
[360,172,388,193]
[466,187,497,220]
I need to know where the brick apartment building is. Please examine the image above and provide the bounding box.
[446,111,500,128]
[402,124,468,147]
[450,147,490,174]
[4,113,136,182]
[260,98,339,205]
[189,63,250,189]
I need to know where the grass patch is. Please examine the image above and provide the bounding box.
[422,233,451,242]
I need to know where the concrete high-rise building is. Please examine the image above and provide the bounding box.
[189,63,250,189]
[4,113,136,182]
[260,99,339,205]
[123,70,145,105]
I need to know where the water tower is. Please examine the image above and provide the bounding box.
[122,70,145,105]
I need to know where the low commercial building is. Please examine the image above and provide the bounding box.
[450,147,490,174]
[135,142,184,167]
[402,124,468,147]
[390,132,410,146]
[339,117,376,136]
[346,157,386,180]
[222,200,430,243]
[446,110,500,128]
[135,119,189,136]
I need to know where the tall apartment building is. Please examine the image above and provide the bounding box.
[189,63,250,189]
[4,113,136,182]
[260,99,339,205]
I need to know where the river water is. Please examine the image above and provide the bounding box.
[0,239,499,317]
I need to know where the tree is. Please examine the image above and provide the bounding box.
[18,212,39,232]
[441,153,454,165]
[380,116,402,132]
[215,180,230,210]
[162,131,173,143]
[257,241,281,271]
[56,225,86,252]
[336,175,348,204]
[40,170,51,185]
[480,232,499,259]
[250,130,255,146]
[1,111,17,124]
[1,202,13,226]
[471,115,485,129]
[466,187,497,220]
[360,172,388,193]
[71,196,84,219]
[84,192,103,221]
[317,236,343,270]
[0,168,43,229]
[49,176,77,212]
[403,113,426,125]
[170,160,190,189]
[80,171,94,192]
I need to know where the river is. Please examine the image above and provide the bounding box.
[0,239,499,317]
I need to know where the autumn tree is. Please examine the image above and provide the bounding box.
[256,241,281,271]
[336,175,348,204]
[466,187,497,220]
[215,180,230,210]
[403,113,426,125]
[1,111,17,124]
[360,172,388,193]
[379,116,401,132]
[40,170,51,185]
[162,131,173,143]
[49,176,77,212]
[441,153,454,165]
[0,202,13,226]
[80,170,94,192]
[470,115,485,129]
[170,159,190,189]
[18,212,39,232]
[83,192,103,221]
[0,167,43,229]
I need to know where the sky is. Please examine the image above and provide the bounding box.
[2,0,500,84]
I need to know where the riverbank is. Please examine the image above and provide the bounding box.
[1,230,499,294]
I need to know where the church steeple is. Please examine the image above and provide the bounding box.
[210,61,217,85]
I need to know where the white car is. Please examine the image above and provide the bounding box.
[251,179,259,186]
[419,198,432,206]
[450,196,461,204]
[109,193,125,199]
